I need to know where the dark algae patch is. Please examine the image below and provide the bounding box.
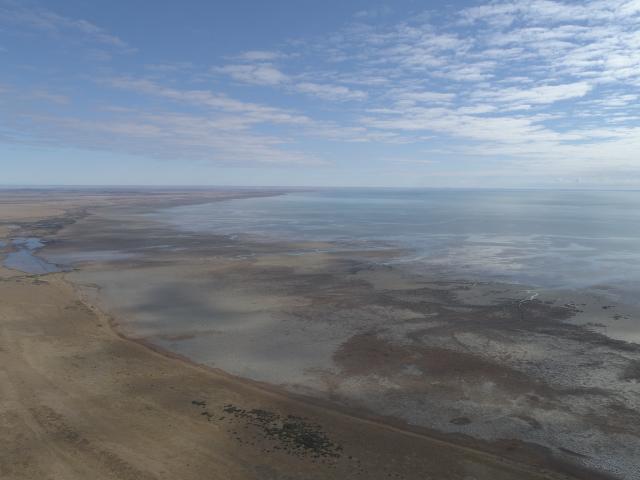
[192,400,343,461]
[450,417,472,426]
[221,404,343,460]
[621,360,640,382]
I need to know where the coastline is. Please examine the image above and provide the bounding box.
[70,276,593,479]
[1,188,633,479]
[0,269,581,480]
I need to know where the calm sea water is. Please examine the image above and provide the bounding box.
[161,189,640,302]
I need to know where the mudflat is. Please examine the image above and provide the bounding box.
[0,189,625,480]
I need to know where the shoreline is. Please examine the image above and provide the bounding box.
[0,268,582,480]
[72,276,609,480]
[1,188,635,479]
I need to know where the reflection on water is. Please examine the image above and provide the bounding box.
[159,189,640,302]
[2,237,62,274]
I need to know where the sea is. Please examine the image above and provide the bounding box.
[160,188,640,305]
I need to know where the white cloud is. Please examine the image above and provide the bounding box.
[460,0,640,26]
[476,82,593,106]
[215,61,368,101]
[216,64,289,86]
[591,93,639,108]
[0,2,132,52]
[394,91,456,104]
[30,89,70,105]
[11,110,324,167]
[354,6,393,19]
[295,82,367,101]
[388,90,458,111]
[107,77,312,126]
[99,77,383,151]
[4,0,640,182]
[144,62,194,73]
[236,50,287,61]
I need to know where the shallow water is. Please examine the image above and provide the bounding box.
[63,190,640,478]
[2,237,62,274]
[4,250,62,274]
[158,189,640,302]
[12,237,45,250]
[43,250,136,265]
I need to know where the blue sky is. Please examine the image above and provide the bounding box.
[1,0,640,187]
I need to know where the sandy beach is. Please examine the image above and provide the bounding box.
[0,189,630,480]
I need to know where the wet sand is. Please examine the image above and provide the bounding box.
[0,188,634,480]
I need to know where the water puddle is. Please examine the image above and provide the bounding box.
[2,237,64,274]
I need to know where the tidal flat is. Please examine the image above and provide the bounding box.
[29,190,639,480]
[2,188,638,480]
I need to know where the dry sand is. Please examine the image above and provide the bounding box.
[0,189,620,480]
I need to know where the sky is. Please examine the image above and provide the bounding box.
[1,0,640,188]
